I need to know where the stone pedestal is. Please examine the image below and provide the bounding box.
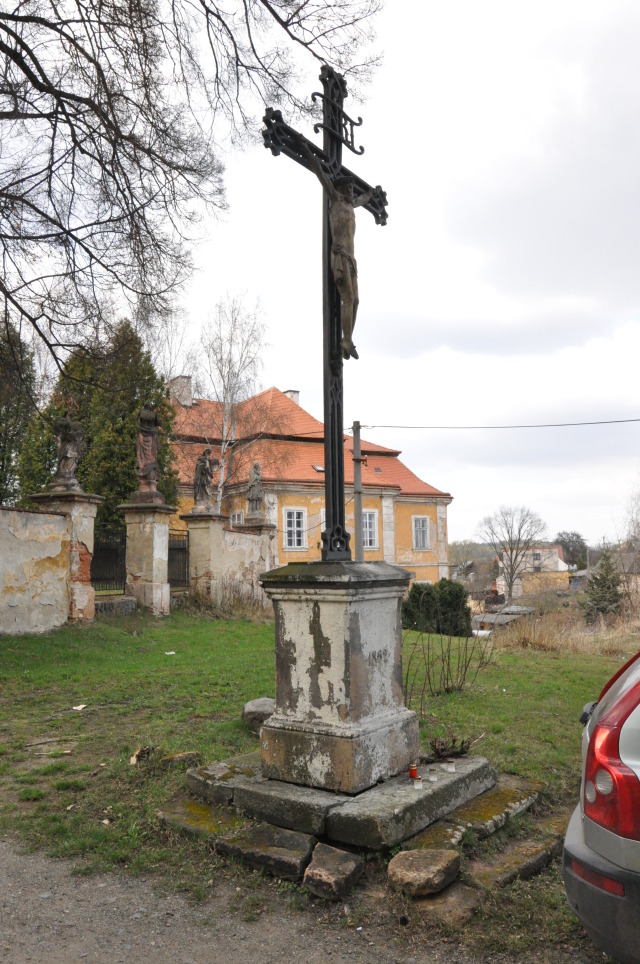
[120,502,175,615]
[244,513,266,528]
[259,561,419,795]
[181,510,228,598]
[30,490,103,622]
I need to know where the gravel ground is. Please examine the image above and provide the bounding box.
[0,838,483,964]
[0,837,603,964]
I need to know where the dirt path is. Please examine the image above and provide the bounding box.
[0,836,604,964]
[0,837,483,964]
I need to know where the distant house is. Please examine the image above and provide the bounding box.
[496,543,570,599]
[472,605,535,634]
[170,382,452,582]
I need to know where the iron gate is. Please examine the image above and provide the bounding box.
[168,530,189,589]
[91,528,126,593]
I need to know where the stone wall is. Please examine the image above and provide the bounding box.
[0,507,70,636]
[221,524,278,602]
[185,514,277,605]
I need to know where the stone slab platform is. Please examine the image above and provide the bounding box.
[157,795,246,836]
[402,773,543,851]
[187,752,497,849]
[326,756,497,848]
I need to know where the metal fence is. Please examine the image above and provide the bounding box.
[91,528,126,593]
[91,526,188,593]
[168,530,189,589]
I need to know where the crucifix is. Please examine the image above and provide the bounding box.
[263,65,388,562]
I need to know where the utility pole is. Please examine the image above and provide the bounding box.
[353,420,363,562]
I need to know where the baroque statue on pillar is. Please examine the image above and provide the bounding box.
[246,462,264,518]
[49,414,85,492]
[193,448,218,510]
[133,402,162,502]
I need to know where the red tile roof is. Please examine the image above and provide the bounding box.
[173,386,326,442]
[171,387,450,499]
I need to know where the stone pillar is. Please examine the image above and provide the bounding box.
[30,491,103,622]
[120,503,174,615]
[259,561,419,795]
[437,501,451,579]
[181,510,229,599]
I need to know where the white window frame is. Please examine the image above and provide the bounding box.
[362,510,378,549]
[412,515,430,551]
[230,510,244,527]
[283,507,307,550]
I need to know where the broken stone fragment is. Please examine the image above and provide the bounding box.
[242,697,275,734]
[303,842,365,901]
[215,823,315,880]
[387,849,460,897]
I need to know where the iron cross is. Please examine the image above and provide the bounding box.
[263,65,388,562]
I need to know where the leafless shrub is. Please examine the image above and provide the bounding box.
[403,630,493,715]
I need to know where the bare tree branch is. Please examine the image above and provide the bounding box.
[1,0,380,387]
[194,295,265,511]
[477,505,547,602]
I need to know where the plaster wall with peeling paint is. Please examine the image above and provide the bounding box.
[0,507,70,635]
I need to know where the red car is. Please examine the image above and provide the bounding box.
[563,650,640,963]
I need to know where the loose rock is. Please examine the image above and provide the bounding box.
[303,843,364,901]
[387,849,460,897]
[242,697,275,734]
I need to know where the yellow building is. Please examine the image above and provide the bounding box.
[171,384,452,582]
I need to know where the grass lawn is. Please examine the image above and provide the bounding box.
[0,608,636,958]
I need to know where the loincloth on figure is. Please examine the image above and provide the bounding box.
[331,246,358,282]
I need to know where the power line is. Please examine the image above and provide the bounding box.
[358,416,640,431]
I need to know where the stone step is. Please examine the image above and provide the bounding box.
[94,595,136,616]
[215,823,316,881]
[157,794,246,837]
[464,810,569,890]
[160,768,570,906]
[411,811,571,924]
[186,751,497,849]
[401,773,543,851]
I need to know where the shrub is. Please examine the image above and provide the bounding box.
[402,578,472,637]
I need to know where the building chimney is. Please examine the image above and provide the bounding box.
[168,375,192,407]
[283,389,300,405]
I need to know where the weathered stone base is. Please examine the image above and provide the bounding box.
[69,580,95,622]
[259,561,420,794]
[130,580,170,616]
[120,501,174,617]
[261,708,419,794]
[187,751,497,849]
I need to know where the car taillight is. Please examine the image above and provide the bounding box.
[584,678,640,839]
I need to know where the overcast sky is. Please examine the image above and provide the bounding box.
[182,0,640,546]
